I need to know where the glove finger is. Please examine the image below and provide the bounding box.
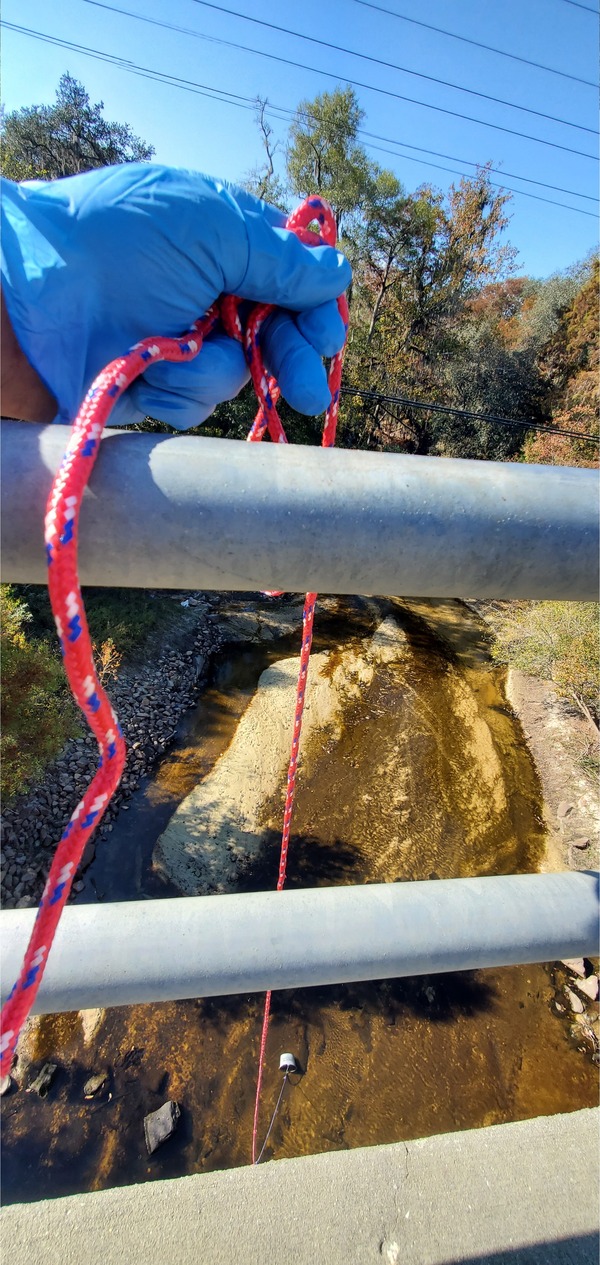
[261,311,331,416]
[233,194,351,312]
[296,300,347,358]
[127,332,250,430]
[126,385,214,430]
[222,181,287,230]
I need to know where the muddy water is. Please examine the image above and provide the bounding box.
[2,599,597,1204]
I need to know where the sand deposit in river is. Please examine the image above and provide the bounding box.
[155,618,409,894]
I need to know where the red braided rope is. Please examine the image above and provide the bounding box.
[0,309,219,1073]
[224,200,348,1164]
[0,197,348,1097]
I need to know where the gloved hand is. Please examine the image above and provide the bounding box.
[1,164,351,429]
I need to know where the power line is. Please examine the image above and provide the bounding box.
[148,24,600,162]
[0,23,259,109]
[72,2,598,160]
[266,100,596,215]
[340,386,600,445]
[75,1,600,196]
[271,99,597,210]
[264,98,597,213]
[559,0,599,13]
[186,0,596,134]
[356,136,598,216]
[356,128,599,203]
[350,0,598,89]
[3,21,597,220]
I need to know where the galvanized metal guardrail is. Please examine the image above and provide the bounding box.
[2,422,598,599]
[1,873,597,1013]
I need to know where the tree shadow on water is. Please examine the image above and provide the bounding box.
[276,970,497,1028]
[195,966,496,1033]
[238,829,368,892]
[214,828,498,1028]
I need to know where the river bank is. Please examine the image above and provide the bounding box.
[465,599,599,876]
[0,592,226,909]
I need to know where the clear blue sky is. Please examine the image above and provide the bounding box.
[2,0,598,278]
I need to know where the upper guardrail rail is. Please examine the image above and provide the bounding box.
[1,422,598,599]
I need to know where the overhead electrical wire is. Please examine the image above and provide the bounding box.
[3,21,597,220]
[559,0,599,13]
[74,0,600,193]
[185,0,595,134]
[264,101,597,215]
[0,23,258,109]
[349,0,598,89]
[71,2,598,160]
[267,97,598,212]
[76,0,600,203]
[340,386,600,445]
[354,127,599,202]
[354,135,598,215]
[128,25,600,160]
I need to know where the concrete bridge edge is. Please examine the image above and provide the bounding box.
[2,1108,598,1265]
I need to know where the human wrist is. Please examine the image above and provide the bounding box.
[1,290,57,423]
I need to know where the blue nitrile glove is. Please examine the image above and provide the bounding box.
[1,164,351,429]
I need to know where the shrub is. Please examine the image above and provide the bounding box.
[492,601,599,728]
[11,584,174,658]
[0,586,79,800]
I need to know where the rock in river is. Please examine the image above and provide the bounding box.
[83,1070,109,1099]
[26,1063,58,1098]
[144,1100,181,1155]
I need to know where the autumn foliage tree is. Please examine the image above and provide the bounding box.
[524,258,599,467]
[344,162,517,454]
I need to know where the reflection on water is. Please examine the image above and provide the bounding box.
[2,598,597,1204]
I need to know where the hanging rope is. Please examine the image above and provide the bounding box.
[0,307,218,1074]
[0,196,348,1090]
[222,199,348,1164]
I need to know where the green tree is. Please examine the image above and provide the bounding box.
[1,72,154,181]
[286,86,373,236]
[492,601,599,728]
[514,262,590,353]
[343,166,516,454]
[354,168,410,337]
[434,329,534,460]
[436,277,538,460]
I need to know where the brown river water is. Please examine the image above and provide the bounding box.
[2,598,597,1203]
